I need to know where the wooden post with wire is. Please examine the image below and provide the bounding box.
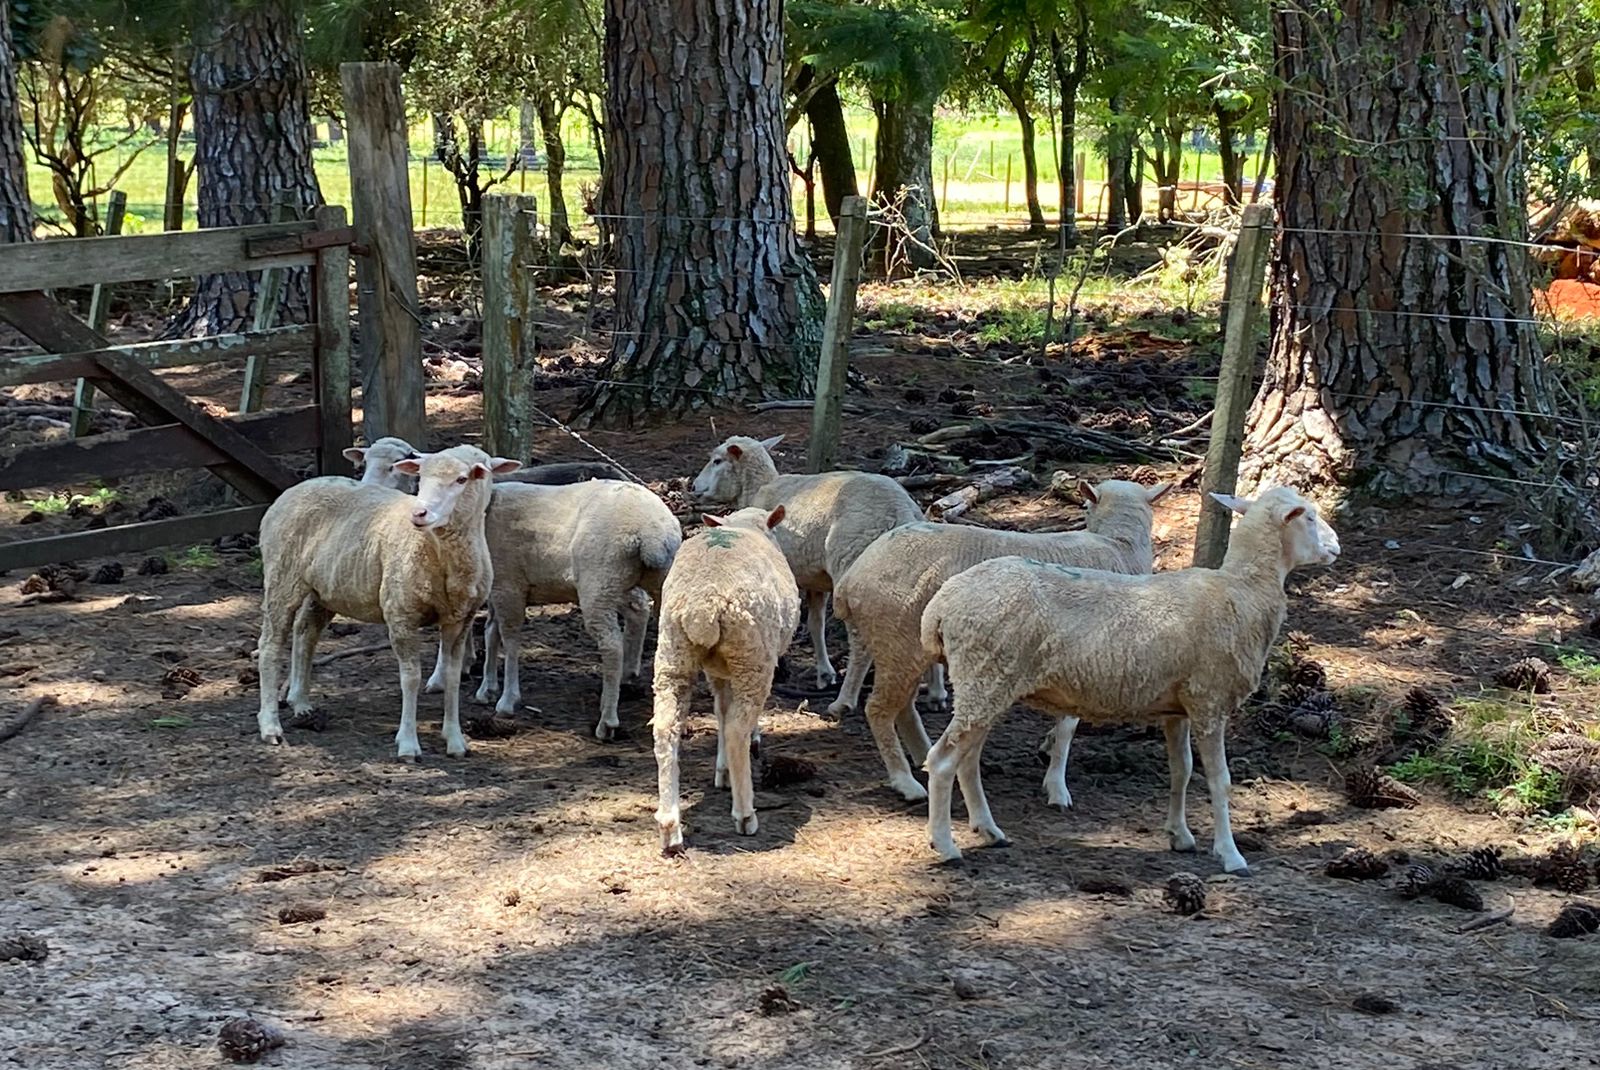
[807,195,868,474]
[1192,202,1273,569]
[70,190,128,437]
[239,199,295,413]
[341,61,426,445]
[481,194,538,462]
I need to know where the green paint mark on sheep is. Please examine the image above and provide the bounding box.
[704,529,743,549]
[1030,560,1087,579]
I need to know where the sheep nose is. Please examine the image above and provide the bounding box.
[411,508,431,527]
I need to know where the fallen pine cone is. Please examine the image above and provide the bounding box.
[1547,903,1600,939]
[1532,842,1591,894]
[0,934,48,963]
[1326,847,1389,881]
[136,556,169,576]
[277,904,326,925]
[1352,993,1400,1015]
[1164,872,1207,916]
[759,754,818,790]
[463,715,521,740]
[284,708,329,732]
[217,1018,284,1064]
[1396,864,1437,900]
[1425,875,1484,912]
[1446,846,1504,882]
[18,574,47,595]
[162,666,202,689]
[90,562,124,585]
[757,984,798,1016]
[1345,766,1421,809]
[1493,656,1551,693]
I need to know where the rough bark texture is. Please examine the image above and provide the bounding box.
[579,0,824,423]
[989,38,1046,233]
[1050,11,1088,245]
[175,0,321,335]
[872,91,939,272]
[1152,119,1184,223]
[534,91,573,249]
[1244,0,1550,497]
[804,80,857,224]
[1104,93,1129,231]
[1215,103,1244,207]
[434,113,492,263]
[0,0,34,244]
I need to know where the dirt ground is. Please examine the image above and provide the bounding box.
[4,230,1600,1069]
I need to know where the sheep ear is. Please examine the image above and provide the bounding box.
[1209,492,1253,515]
[766,505,786,529]
[1146,482,1172,504]
[1283,505,1306,524]
[702,514,725,528]
[725,444,743,460]
[392,458,423,476]
[342,447,367,465]
[488,457,521,475]
[759,434,785,451]
[1077,481,1098,505]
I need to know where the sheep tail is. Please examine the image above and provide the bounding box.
[678,602,722,650]
[638,530,680,574]
[919,596,946,663]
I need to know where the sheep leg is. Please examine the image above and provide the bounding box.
[925,724,972,862]
[622,589,650,681]
[826,623,870,718]
[492,597,525,716]
[651,671,693,854]
[256,591,305,745]
[711,677,731,789]
[1162,717,1197,852]
[424,641,450,695]
[955,723,1006,847]
[865,666,925,801]
[896,699,934,766]
[725,680,763,836]
[1193,720,1247,874]
[285,601,332,715]
[389,625,425,761]
[922,662,949,710]
[438,619,471,757]
[582,602,626,741]
[475,599,509,705]
[1042,715,1081,812]
[806,590,838,687]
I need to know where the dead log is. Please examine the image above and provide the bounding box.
[925,466,1034,521]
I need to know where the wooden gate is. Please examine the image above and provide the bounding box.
[0,206,353,572]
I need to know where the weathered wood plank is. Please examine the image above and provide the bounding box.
[0,406,319,491]
[0,326,315,389]
[808,196,869,474]
[341,61,425,444]
[312,205,354,473]
[0,505,271,572]
[240,201,296,414]
[482,194,538,462]
[0,221,317,294]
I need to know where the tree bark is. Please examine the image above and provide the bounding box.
[1214,102,1244,207]
[0,0,34,243]
[1104,92,1129,231]
[534,90,572,250]
[1125,144,1144,226]
[1050,8,1089,245]
[804,79,857,224]
[578,0,824,423]
[1153,118,1184,223]
[174,0,322,334]
[872,90,939,272]
[1244,0,1551,498]
[990,37,1046,234]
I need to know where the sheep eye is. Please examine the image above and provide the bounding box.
[456,476,468,485]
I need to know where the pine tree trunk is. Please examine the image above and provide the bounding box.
[534,91,572,249]
[1104,94,1129,231]
[1244,0,1551,497]
[577,0,824,423]
[872,91,939,272]
[804,80,856,224]
[1215,103,1243,207]
[1154,120,1183,223]
[175,0,322,335]
[1124,145,1143,225]
[0,0,34,244]
[1050,16,1088,246]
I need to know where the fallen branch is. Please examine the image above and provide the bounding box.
[925,465,1034,521]
[895,472,965,491]
[0,696,53,745]
[862,1024,932,1060]
[1455,896,1515,934]
[312,641,391,667]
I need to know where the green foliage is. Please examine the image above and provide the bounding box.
[1388,695,1573,814]
[172,545,220,569]
[1556,646,1600,685]
[791,1,958,104]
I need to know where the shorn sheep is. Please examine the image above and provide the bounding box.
[919,487,1340,874]
[831,479,1169,803]
[689,434,922,688]
[256,445,519,759]
[652,506,800,852]
[470,479,682,740]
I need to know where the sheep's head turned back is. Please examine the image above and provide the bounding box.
[1212,487,1341,576]
[690,434,784,508]
[1080,479,1170,538]
[345,437,421,491]
[702,504,786,543]
[396,445,521,531]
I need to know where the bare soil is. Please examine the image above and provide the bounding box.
[3,230,1599,1069]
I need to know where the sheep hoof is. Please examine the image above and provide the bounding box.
[734,814,759,836]
[260,731,284,746]
[396,753,421,765]
[594,721,616,742]
[825,699,852,720]
[892,780,929,803]
[1169,835,1198,853]
[932,848,965,866]
[1048,799,1073,814]
[974,829,1011,849]
[661,842,688,859]
[423,678,445,695]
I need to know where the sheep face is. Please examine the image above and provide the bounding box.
[690,434,783,506]
[1212,488,1341,569]
[344,437,420,490]
[396,449,520,530]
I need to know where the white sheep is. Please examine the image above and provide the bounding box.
[256,445,519,759]
[919,487,1340,874]
[652,505,800,851]
[690,434,923,688]
[343,437,420,489]
[832,479,1170,803]
[470,479,682,740]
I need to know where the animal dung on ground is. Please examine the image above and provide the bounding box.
[0,934,48,963]
[255,860,329,884]
[217,1018,285,1064]
[1164,872,1207,916]
[757,984,798,1016]
[1546,903,1600,939]
[1493,656,1552,693]
[1326,847,1389,881]
[759,754,818,790]
[276,904,327,925]
[1345,766,1421,809]
[1351,993,1400,1015]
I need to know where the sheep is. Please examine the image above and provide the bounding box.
[343,437,421,489]
[918,487,1340,874]
[257,445,520,759]
[831,479,1170,803]
[469,478,682,740]
[651,505,800,851]
[689,434,923,689]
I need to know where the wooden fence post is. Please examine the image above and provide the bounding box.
[808,195,868,474]
[313,205,354,473]
[481,194,538,462]
[1191,202,1273,569]
[1074,152,1086,215]
[239,200,295,413]
[341,61,426,446]
[70,190,127,437]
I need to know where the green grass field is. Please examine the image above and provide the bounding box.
[24,109,1251,237]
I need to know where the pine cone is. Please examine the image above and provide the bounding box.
[1250,702,1290,737]
[1396,863,1437,900]
[1493,657,1552,693]
[1290,691,1337,739]
[217,1018,284,1064]
[1164,872,1207,915]
[1346,766,1421,810]
[1278,682,1318,709]
[1288,653,1328,690]
[1446,846,1504,882]
[89,562,124,584]
[1326,847,1389,881]
[1547,903,1600,939]
[909,416,939,435]
[1533,842,1591,893]
[1426,875,1484,912]
[1398,686,1451,747]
